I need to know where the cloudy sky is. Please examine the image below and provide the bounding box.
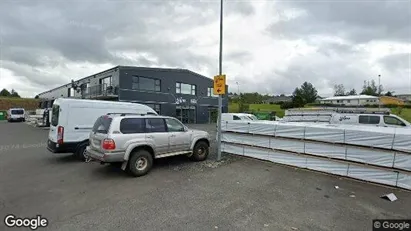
[0,0,410,98]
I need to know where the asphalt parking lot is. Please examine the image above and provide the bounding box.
[0,121,410,231]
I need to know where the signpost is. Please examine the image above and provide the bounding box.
[216,0,224,162]
[213,75,226,95]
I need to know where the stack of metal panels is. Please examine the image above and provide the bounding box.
[221,120,411,190]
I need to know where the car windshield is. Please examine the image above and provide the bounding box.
[11,109,24,115]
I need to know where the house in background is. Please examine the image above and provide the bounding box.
[263,95,292,104]
[396,94,411,103]
[319,95,379,106]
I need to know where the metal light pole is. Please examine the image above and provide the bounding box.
[236,81,240,95]
[216,0,224,161]
[378,74,381,109]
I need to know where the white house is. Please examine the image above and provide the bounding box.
[319,95,379,106]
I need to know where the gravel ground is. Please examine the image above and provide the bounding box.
[0,121,410,231]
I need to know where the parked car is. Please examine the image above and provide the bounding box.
[7,108,25,122]
[220,113,258,122]
[86,114,210,177]
[47,98,158,160]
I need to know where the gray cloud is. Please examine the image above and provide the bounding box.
[378,53,410,71]
[267,1,411,43]
[0,0,409,98]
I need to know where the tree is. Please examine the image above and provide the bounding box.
[292,82,318,107]
[333,84,346,96]
[385,91,394,97]
[361,80,383,96]
[346,88,357,96]
[0,88,11,97]
[10,89,20,98]
[34,95,40,99]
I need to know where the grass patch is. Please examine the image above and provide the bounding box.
[391,108,411,122]
[229,103,285,117]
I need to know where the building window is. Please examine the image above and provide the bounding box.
[100,76,112,87]
[145,104,161,114]
[68,88,75,97]
[132,76,161,92]
[207,87,218,97]
[176,82,196,95]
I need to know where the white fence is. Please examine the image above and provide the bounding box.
[221,121,411,190]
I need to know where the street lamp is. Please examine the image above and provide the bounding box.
[216,0,224,161]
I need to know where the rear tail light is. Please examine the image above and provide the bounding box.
[102,139,116,150]
[57,126,64,144]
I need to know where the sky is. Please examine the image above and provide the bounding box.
[0,0,410,98]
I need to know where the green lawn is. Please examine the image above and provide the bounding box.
[229,103,285,117]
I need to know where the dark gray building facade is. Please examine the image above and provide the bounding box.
[38,66,228,124]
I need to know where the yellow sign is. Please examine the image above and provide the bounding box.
[213,75,226,95]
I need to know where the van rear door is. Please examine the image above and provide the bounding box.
[48,104,60,143]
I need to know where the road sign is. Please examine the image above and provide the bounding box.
[213,75,226,95]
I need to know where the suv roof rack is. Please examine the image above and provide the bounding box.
[106,112,157,116]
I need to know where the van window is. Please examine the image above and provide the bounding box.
[145,118,166,132]
[92,116,113,134]
[51,105,60,126]
[120,118,145,134]
[233,116,241,120]
[384,116,406,126]
[11,109,24,115]
[359,115,380,124]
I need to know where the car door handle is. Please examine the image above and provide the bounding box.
[147,135,154,138]
[171,134,176,137]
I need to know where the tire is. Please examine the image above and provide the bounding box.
[75,143,88,161]
[190,141,209,161]
[127,150,153,177]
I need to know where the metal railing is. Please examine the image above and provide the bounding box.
[82,83,118,99]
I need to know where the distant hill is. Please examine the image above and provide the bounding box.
[0,97,39,111]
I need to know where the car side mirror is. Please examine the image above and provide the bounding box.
[183,126,188,132]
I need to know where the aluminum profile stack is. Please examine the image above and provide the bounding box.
[221,121,411,190]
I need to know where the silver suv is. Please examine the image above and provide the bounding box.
[86,113,210,177]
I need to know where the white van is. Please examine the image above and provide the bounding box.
[7,108,25,122]
[330,113,411,128]
[47,98,158,160]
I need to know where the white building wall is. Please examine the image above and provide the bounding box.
[320,98,379,106]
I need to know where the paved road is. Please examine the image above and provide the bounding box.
[0,121,410,231]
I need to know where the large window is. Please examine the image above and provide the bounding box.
[132,76,161,92]
[207,87,218,97]
[68,88,75,97]
[359,115,380,124]
[100,76,112,87]
[145,104,161,114]
[176,82,196,95]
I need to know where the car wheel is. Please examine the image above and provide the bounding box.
[75,143,88,161]
[128,150,153,177]
[190,141,209,161]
